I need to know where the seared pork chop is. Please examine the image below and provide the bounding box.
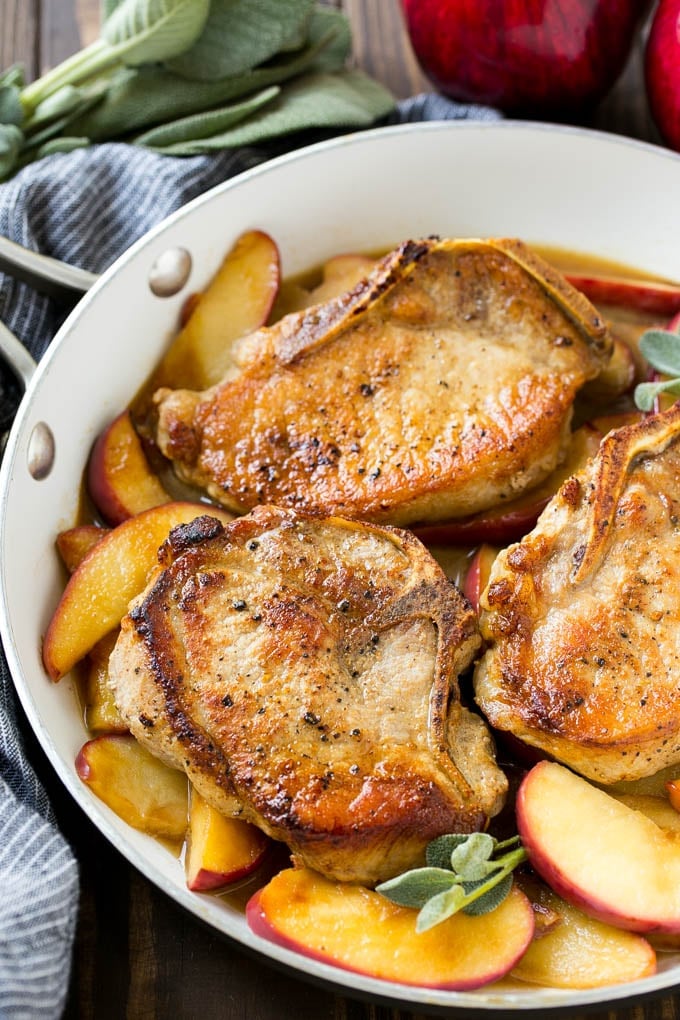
[108,506,506,885]
[152,237,610,526]
[475,404,680,785]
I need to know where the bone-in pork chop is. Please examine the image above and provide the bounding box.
[152,237,611,526]
[108,506,507,885]
[474,404,680,785]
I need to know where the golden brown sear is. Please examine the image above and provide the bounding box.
[152,237,611,526]
[474,404,680,785]
[108,506,506,885]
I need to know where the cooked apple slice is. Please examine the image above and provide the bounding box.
[76,733,188,839]
[247,867,534,990]
[413,424,602,545]
[512,875,656,988]
[517,761,680,932]
[308,253,376,304]
[87,410,170,526]
[186,789,269,891]
[83,630,127,733]
[565,272,680,316]
[149,229,280,392]
[43,501,234,681]
[56,524,109,573]
[589,410,644,436]
[612,793,680,836]
[463,544,500,613]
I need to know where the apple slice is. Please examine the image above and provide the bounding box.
[56,524,109,573]
[186,789,269,891]
[43,501,234,681]
[76,733,188,840]
[308,253,376,304]
[413,424,602,545]
[149,229,280,392]
[463,544,500,613]
[247,866,534,990]
[83,630,127,733]
[589,410,644,436]
[565,272,680,316]
[517,761,680,933]
[512,875,656,988]
[87,410,170,526]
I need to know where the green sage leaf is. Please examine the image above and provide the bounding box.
[305,8,351,73]
[134,85,279,147]
[416,885,468,933]
[166,0,315,82]
[425,834,471,869]
[634,378,680,412]
[461,874,513,916]
[0,83,23,127]
[144,70,395,155]
[0,124,23,178]
[103,0,211,66]
[375,867,457,909]
[449,832,497,880]
[0,65,25,89]
[67,26,340,142]
[639,329,680,378]
[35,135,90,158]
[102,0,125,19]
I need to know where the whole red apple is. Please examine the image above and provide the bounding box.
[646,0,680,151]
[401,0,643,118]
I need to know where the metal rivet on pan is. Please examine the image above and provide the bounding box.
[148,247,192,297]
[27,421,55,480]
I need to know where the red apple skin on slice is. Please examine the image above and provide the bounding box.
[76,733,188,840]
[186,789,269,892]
[247,867,535,990]
[565,272,680,317]
[56,524,109,573]
[512,876,656,989]
[43,501,234,682]
[87,410,170,526]
[413,424,602,546]
[463,544,500,613]
[150,229,280,392]
[517,761,680,933]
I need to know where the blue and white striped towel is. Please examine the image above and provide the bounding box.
[0,93,500,1019]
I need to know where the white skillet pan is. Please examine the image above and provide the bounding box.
[2,121,680,1014]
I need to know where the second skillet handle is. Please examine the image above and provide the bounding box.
[0,235,98,302]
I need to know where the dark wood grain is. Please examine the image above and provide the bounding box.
[1,1,679,1017]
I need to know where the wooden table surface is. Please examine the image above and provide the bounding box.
[0,1,676,1018]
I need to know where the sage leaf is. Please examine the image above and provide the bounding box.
[0,65,25,89]
[426,833,471,869]
[449,832,497,880]
[375,868,457,910]
[20,0,211,112]
[306,8,352,74]
[35,136,90,158]
[68,26,340,142]
[102,0,125,19]
[144,70,395,155]
[102,0,211,66]
[639,329,680,377]
[634,378,680,412]
[25,82,106,131]
[0,83,23,127]
[416,885,468,933]
[462,874,513,916]
[134,86,279,147]
[166,0,315,82]
[0,124,23,178]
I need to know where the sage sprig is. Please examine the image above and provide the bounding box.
[376,832,527,933]
[0,1,393,182]
[634,327,680,411]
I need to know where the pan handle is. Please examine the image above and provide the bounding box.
[0,235,98,301]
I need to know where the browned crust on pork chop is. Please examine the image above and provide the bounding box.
[474,403,680,784]
[152,237,610,526]
[109,506,507,884]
